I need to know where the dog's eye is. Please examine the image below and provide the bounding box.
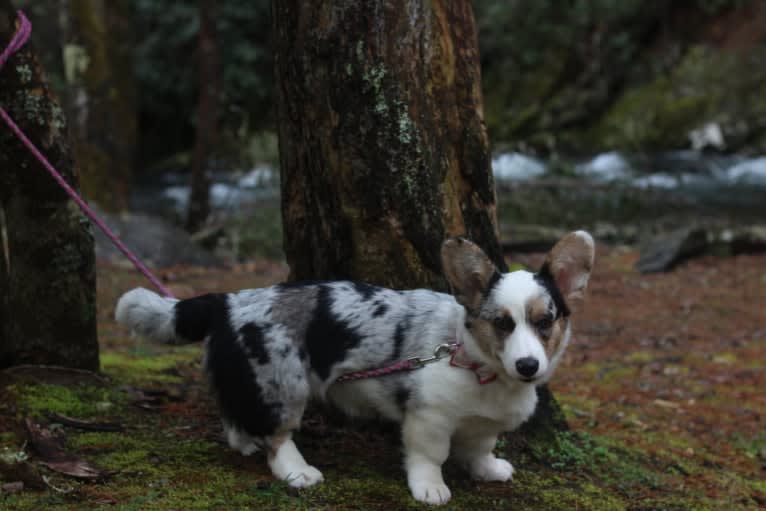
[493,315,515,332]
[535,315,554,331]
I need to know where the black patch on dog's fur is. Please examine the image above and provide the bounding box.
[201,303,282,438]
[353,281,379,301]
[174,293,228,342]
[483,270,503,298]
[306,285,363,380]
[372,301,389,317]
[239,322,270,365]
[275,280,328,290]
[392,315,410,361]
[395,387,411,413]
[535,263,570,318]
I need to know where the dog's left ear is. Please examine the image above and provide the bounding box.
[542,231,595,313]
[441,237,501,313]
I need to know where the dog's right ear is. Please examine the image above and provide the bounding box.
[441,237,501,313]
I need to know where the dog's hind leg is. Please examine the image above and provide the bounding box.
[223,422,260,456]
[267,431,324,488]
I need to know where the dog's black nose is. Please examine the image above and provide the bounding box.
[515,357,539,378]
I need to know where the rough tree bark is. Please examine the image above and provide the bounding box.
[273,0,566,436]
[64,0,136,212]
[273,0,504,289]
[186,0,219,232]
[0,4,99,370]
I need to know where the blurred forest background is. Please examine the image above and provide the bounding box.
[14,0,766,265]
[3,2,766,509]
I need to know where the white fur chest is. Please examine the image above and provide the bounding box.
[479,381,538,430]
[418,360,539,432]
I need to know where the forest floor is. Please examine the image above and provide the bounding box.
[1,245,765,510]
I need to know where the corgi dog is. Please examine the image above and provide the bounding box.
[115,231,594,505]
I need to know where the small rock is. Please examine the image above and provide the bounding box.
[729,225,766,255]
[636,227,709,273]
[653,399,680,409]
[1,481,24,493]
[689,122,725,151]
[91,207,222,268]
[499,224,566,253]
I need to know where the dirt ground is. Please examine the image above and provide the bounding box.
[1,245,764,510]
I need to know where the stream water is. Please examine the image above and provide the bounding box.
[131,151,766,222]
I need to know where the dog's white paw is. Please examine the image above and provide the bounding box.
[282,465,324,488]
[471,456,514,482]
[409,479,452,505]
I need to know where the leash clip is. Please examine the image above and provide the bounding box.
[406,343,458,370]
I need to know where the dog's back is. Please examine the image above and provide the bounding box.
[116,281,460,442]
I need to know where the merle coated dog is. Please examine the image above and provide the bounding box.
[115,231,595,505]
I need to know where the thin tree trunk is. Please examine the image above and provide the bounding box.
[64,0,135,212]
[186,0,218,232]
[273,0,566,435]
[0,4,99,370]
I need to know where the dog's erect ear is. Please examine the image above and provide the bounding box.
[441,237,501,313]
[542,231,595,313]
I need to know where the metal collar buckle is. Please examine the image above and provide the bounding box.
[406,342,459,370]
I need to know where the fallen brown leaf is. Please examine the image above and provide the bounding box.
[24,418,109,481]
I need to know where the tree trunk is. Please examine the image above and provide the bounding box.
[273,0,566,435]
[64,0,136,212]
[186,0,218,232]
[273,0,504,290]
[0,5,99,370]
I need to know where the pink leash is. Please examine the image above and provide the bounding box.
[0,11,174,298]
[336,342,461,383]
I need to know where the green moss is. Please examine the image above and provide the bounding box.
[515,472,627,511]
[587,74,706,150]
[5,326,763,510]
[0,431,18,444]
[583,45,766,152]
[64,431,218,471]
[100,348,201,384]
[11,383,122,419]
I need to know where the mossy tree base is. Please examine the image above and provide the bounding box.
[0,3,98,370]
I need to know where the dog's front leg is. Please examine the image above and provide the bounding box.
[452,429,514,483]
[402,412,453,505]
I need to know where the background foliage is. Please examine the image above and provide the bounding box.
[17,0,765,172]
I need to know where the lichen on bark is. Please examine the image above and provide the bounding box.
[0,3,99,370]
[274,0,503,289]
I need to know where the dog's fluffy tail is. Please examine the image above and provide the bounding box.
[115,288,186,345]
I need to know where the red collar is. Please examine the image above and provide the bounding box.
[449,344,497,384]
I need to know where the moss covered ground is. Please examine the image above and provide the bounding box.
[1,248,765,510]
